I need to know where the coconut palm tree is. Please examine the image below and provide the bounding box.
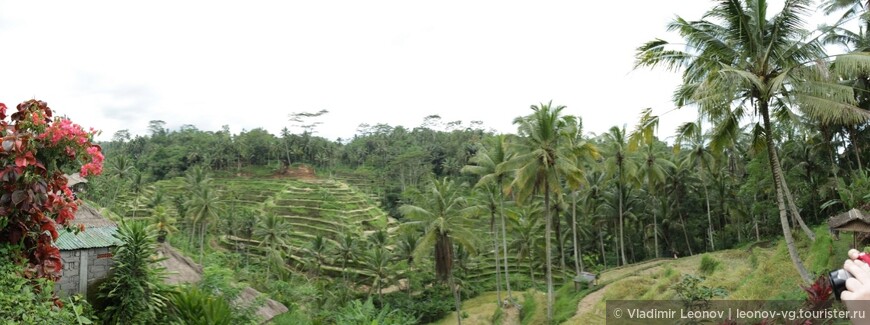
[636,0,870,282]
[150,206,178,243]
[464,188,505,305]
[499,102,584,322]
[563,116,600,274]
[461,134,515,303]
[629,108,675,259]
[361,245,396,303]
[336,232,359,284]
[186,186,223,264]
[675,119,717,251]
[253,213,292,280]
[507,205,543,286]
[601,125,638,266]
[399,178,476,325]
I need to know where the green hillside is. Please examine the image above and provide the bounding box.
[432,225,854,325]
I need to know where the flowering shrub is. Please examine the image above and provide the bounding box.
[0,99,103,305]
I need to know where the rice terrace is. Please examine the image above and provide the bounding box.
[4,0,870,324]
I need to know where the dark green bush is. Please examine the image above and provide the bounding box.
[699,254,721,275]
[379,286,454,323]
[169,287,233,325]
[335,298,417,325]
[0,246,95,324]
[98,221,171,324]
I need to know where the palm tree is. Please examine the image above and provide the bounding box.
[399,178,476,325]
[464,188,504,305]
[361,245,396,303]
[563,116,600,274]
[675,120,717,251]
[336,232,359,284]
[253,213,292,280]
[150,205,178,243]
[186,187,223,264]
[499,102,584,322]
[396,231,420,296]
[461,134,515,304]
[636,0,870,282]
[629,108,675,259]
[305,235,329,277]
[507,205,543,285]
[601,125,637,266]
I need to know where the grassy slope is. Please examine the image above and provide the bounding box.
[431,225,852,325]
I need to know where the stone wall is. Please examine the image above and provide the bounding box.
[55,247,114,297]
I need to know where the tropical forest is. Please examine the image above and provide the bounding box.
[6,0,870,324]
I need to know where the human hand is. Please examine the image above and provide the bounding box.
[842,249,870,325]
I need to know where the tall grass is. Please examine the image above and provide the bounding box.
[520,291,538,325]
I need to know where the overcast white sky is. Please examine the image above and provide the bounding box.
[0,1,838,142]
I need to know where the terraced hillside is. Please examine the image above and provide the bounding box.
[113,175,395,278]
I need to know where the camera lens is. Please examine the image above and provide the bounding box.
[830,269,852,300]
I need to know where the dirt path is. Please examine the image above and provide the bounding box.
[575,285,609,317]
[501,304,520,325]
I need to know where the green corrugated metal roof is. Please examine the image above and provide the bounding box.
[55,226,122,250]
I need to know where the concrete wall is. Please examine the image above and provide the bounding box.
[56,247,114,297]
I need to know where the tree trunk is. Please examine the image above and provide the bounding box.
[200,221,207,265]
[555,207,565,272]
[649,181,659,258]
[499,196,513,300]
[851,125,864,171]
[450,276,463,325]
[779,175,815,241]
[572,192,583,274]
[491,210,503,306]
[703,181,714,252]
[761,104,813,284]
[544,185,554,322]
[599,229,606,270]
[619,181,627,266]
[678,210,693,256]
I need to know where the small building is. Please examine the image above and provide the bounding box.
[63,172,88,194]
[54,203,122,297]
[828,208,870,248]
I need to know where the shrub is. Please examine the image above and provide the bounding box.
[335,298,417,325]
[98,221,171,324]
[379,286,454,323]
[0,247,96,324]
[671,274,727,310]
[520,291,537,324]
[699,254,721,275]
[169,287,233,325]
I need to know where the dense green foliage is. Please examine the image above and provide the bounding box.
[98,221,170,324]
[168,287,233,325]
[0,245,95,324]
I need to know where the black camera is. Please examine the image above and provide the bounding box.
[830,269,852,300]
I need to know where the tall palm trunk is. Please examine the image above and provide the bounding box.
[544,184,554,322]
[618,181,627,266]
[499,197,513,300]
[761,103,812,284]
[572,192,583,274]
[200,221,207,264]
[850,125,864,171]
[599,229,606,269]
[491,210,503,306]
[703,182,714,251]
[649,181,659,258]
[780,175,815,241]
[450,275,463,325]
